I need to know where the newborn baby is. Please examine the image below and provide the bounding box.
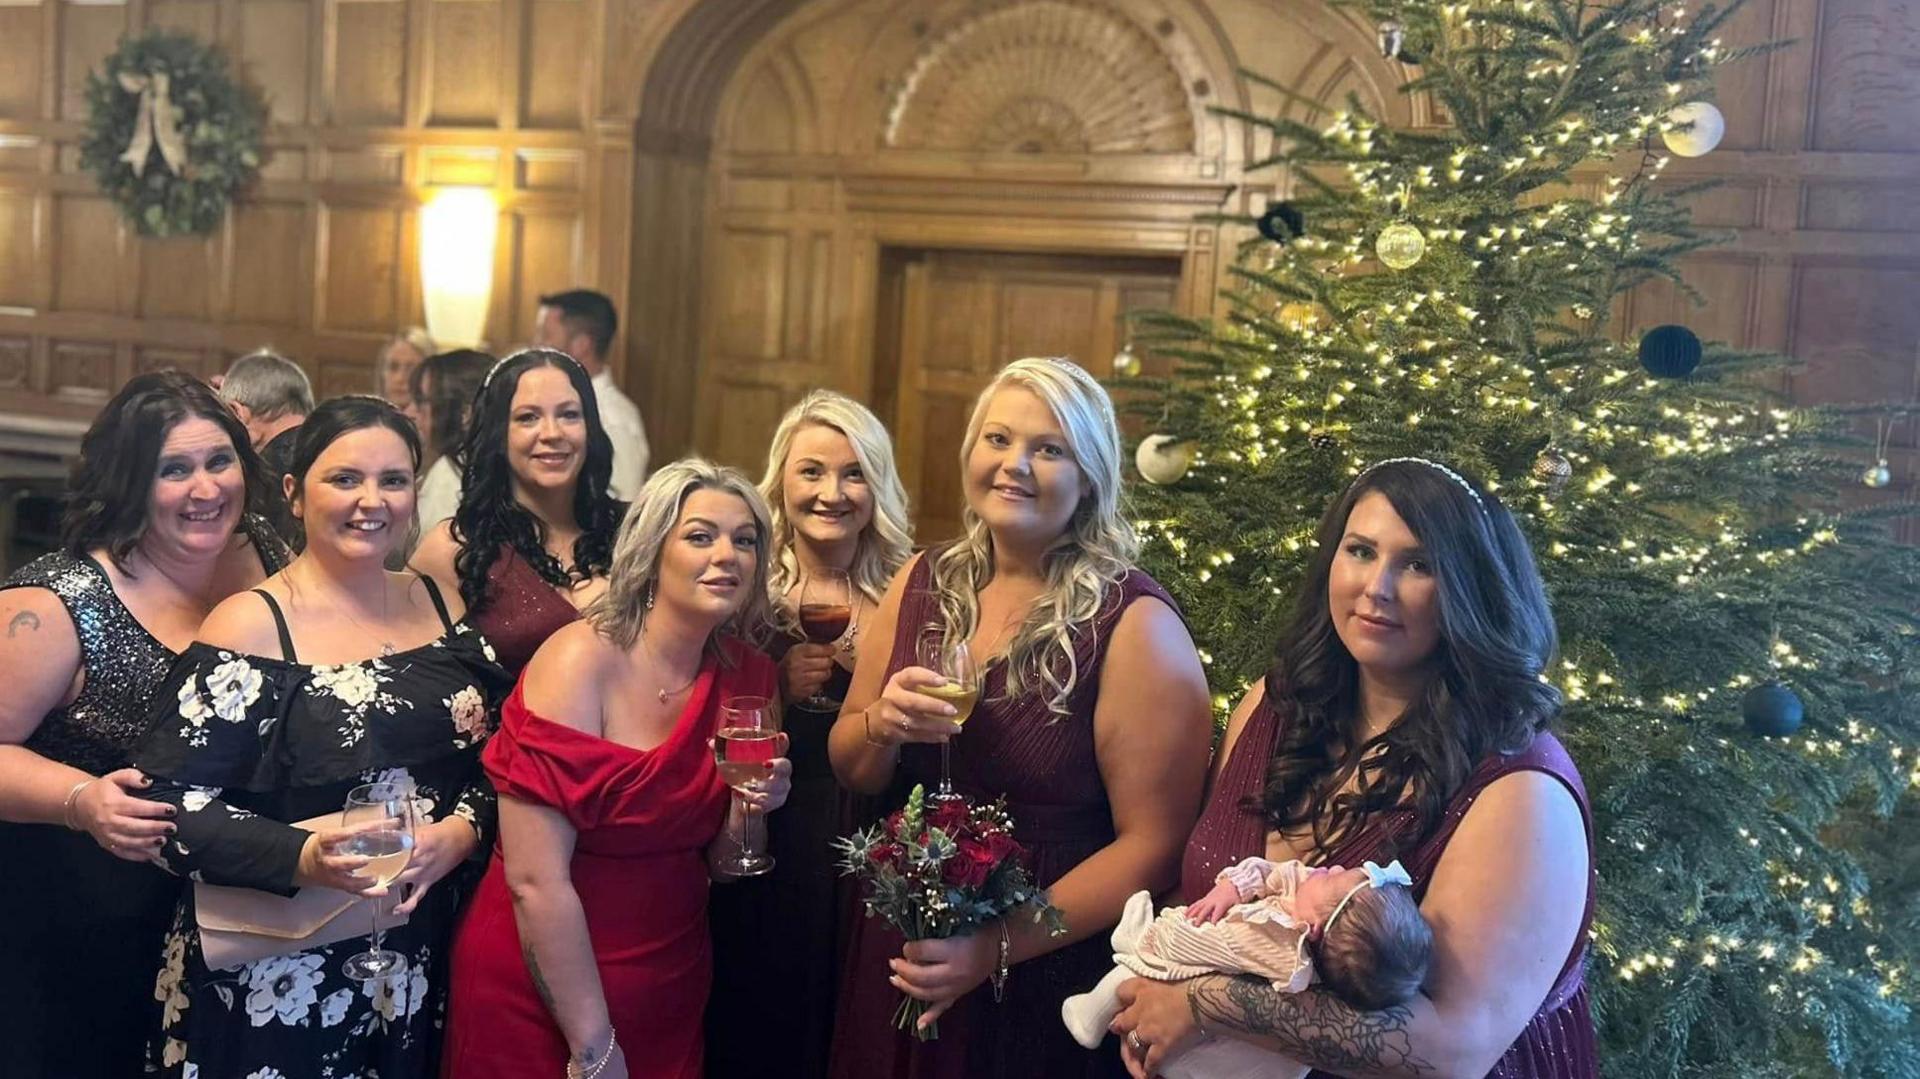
[1062,858,1432,1079]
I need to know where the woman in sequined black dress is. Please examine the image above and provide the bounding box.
[0,372,289,1079]
[411,350,627,678]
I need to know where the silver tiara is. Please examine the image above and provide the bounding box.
[479,349,586,395]
[1360,456,1489,515]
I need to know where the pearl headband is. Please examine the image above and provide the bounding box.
[1360,456,1488,517]
[479,349,587,395]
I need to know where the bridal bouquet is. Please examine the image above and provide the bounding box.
[835,784,1066,1040]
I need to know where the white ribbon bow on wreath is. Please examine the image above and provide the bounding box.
[117,69,188,177]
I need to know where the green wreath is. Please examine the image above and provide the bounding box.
[79,30,267,238]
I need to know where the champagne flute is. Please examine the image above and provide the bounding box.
[713,695,778,877]
[916,626,981,803]
[340,780,417,981]
[796,568,854,711]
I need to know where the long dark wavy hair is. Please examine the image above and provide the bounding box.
[1260,459,1561,856]
[63,370,275,573]
[450,349,622,613]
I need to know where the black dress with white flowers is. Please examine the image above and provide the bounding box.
[131,578,510,1079]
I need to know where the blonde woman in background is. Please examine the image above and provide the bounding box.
[706,390,913,1079]
[827,358,1212,1079]
[375,327,435,410]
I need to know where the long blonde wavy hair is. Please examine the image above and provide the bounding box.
[759,390,914,612]
[586,458,774,653]
[931,357,1139,716]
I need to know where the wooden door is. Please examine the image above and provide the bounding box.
[884,250,1181,544]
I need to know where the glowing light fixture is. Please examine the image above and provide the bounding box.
[419,187,497,349]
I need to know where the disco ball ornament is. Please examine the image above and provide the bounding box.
[1111,341,1140,378]
[1661,101,1726,158]
[1532,447,1573,497]
[1135,434,1194,485]
[1742,681,1804,737]
[1376,222,1426,270]
[1863,459,1892,488]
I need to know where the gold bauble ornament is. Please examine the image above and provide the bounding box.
[1863,459,1892,488]
[1279,302,1317,333]
[1111,341,1141,378]
[1532,447,1573,498]
[1376,222,1426,270]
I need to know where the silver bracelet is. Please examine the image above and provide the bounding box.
[566,1029,617,1079]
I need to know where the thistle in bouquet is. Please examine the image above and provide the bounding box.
[835,783,1066,1040]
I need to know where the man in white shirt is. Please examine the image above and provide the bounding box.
[530,288,651,500]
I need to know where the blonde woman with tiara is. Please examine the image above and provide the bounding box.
[826,358,1213,1079]
[706,390,912,1079]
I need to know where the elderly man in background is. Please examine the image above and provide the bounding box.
[217,349,314,541]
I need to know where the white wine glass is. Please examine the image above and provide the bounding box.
[916,626,981,803]
[713,695,778,876]
[340,780,417,981]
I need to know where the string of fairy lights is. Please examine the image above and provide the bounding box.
[1128,0,1915,1010]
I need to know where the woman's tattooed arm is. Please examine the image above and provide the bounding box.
[1185,975,1437,1078]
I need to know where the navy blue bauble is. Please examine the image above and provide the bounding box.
[1257,201,1306,244]
[1639,324,1702,379]
[1742,681,1804,737]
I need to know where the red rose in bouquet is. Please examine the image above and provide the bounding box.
[834,784,1067,1040]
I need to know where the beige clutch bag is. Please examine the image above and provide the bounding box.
[194,811,412,971]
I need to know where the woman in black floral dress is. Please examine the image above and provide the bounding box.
[132,397,509,1078]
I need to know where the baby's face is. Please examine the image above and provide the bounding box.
[1295,865,1372,924]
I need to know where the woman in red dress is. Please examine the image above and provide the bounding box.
[827,358,1214,1079]
[442,458,793,1079]
[1110,458,1596,1078]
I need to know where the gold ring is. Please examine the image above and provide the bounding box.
[1128,1031,1146,1053]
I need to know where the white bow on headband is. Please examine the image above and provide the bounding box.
[117,69,189,178]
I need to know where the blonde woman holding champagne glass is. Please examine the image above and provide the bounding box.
[706,390,913,1079]
[826,358,1212,1079]
[130,397,510,1079]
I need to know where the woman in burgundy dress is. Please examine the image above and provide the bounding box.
[706,390,913,1079]
[412,348,626,677]
[827,358,1214,1079]
[442,459,794,1079]
[1110,458,1595,1078]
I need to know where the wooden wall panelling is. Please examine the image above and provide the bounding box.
[425,0,505,128]
[327,0,408,126]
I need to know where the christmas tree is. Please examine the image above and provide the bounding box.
[1123,1,1920,1075]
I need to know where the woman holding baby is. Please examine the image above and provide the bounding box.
[1109,458,1596,1078]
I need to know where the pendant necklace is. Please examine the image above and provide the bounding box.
[639,630,699,703]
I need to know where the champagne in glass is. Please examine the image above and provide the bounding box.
[795,568,853,711]
[714,696,777,876]
[340,780,418,981]
[916,627,981,802]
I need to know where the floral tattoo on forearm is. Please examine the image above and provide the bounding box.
[1185,975,1436,1077]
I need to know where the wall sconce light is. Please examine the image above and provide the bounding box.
[419,187,498,349]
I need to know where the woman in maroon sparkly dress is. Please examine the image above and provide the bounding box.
[1110,458,1596,1079]
[412,349,627,677]
[826,358,1214,1079]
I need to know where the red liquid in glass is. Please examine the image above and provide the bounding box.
[798,603,852,644]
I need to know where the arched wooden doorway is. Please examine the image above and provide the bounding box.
[626,0,1413,537]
